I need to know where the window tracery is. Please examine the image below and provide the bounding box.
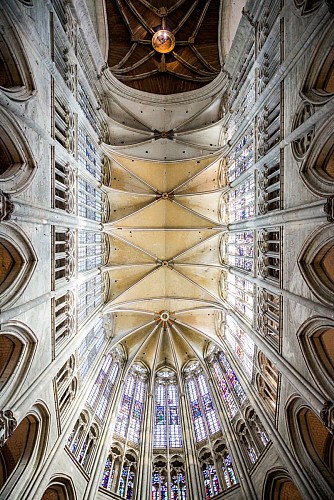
[227,176,255,223]
[77,317,106,380]
[114,363,148,445]
[184,361,220,443]
[224,315,255,379]
[78,275,103,324]
[225,231,254,273]
[256,352,279,416]
[257,288,281,349]
[87,350,122,423]
[52,290,76,352]
[154,368,182,449]
[56,355,77,419]
[52,227,75,287]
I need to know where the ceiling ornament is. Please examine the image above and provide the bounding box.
[105,0,221,94]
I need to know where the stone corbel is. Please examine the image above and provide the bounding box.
[0,410,17,447]
[0,190,14,222]
[320,401,334,433]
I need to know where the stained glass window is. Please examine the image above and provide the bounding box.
[226,273,254,323]
[228,176,255,223]
[171,471,187,500]
[202,463,220,499]
[78,177,103,221]
[212,361,238,418]
[101,455,114,491]
[227,231,254,273]
[78,275,102,324]
[228,129,253,182]
[154,372,182,449]
[186,369,220,443]
[114,365,147,445]
[225,315,255,378]
[78,230,102,272]
[152,467,168,500]
[222,454,237,488]
[86,353,119,421]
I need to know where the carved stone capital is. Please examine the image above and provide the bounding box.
[0,190,14,222]
[320,401,334,433]
[0,410,17,447]
[324,198,334,223]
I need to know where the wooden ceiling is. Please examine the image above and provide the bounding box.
[105,0,221,94]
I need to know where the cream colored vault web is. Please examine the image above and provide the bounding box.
[101,147,228,372]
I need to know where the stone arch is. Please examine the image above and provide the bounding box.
[262,468,302,500]
[297,316,334,398]
[300,121,334,197]
[41,475,77,500]
[0,10,36,100]
[0,108,37,195]
[0,321,37,404]
[300,24,334,105]
[286,396,334,499]
[298,224,334,306]
[0,222,37,310]
[0,402,49,499]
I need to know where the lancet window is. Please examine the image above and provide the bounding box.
[257,288,281,349]
[210,348,247,419]
[77,275,102,324]
[227,231,254,273]
[227,175,255,223]
[52,227,75,287]
[53,90,76,155]
[257,228,281,283]
[87,352,121,422]
[114,363,148,445]
[101,445,138,499]
[53,160,75,213]
[256,352,279,416]
[78,126,101,180]
[184,362,220,443]
[52,290,75,351]
[257,156,281,214]
[67,413,99,471]
[78,230,103,273]
[56,355,77,418]
[77,317,106,380]
[170,457,187,500]
[213,441,238,491]
[77,82,100,135]
[236,408,269,469]
[225,273,254,324]
[224,315,255,378]
[154,368,182,449]
[227,128,254,182]
[78,177,103,222]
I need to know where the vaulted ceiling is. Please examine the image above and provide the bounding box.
[101,87,228,371]
[105,0,222,94]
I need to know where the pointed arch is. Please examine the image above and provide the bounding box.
[0,222,37,310]
[300,24,334,105]
[298,224,334,306]
[0,10,36,100]
[0,321,37,405]
[262,468,302,500]
[0,402,50,499]
[300,121,334,197]
[41,475,77,500]
[297,316,334,399]
[0,108,37,194]
[286,396,334,499]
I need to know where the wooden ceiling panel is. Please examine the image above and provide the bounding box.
[105,0,221,94]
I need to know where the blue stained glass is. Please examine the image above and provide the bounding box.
[156,405,165,424]
[191,400,202,418]
[133,400,143,420]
